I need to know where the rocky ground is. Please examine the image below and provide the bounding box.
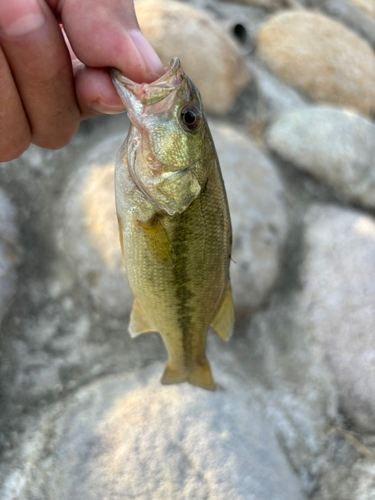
[1,0,375,498]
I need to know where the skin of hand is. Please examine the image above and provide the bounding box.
[0,0,165,161]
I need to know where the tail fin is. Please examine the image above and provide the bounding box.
[161,363,187,386]
[161,360,216,391]
[188,360,216,391]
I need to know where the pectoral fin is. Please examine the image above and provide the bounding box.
[137,215,175,267]
[129,300,154,337]
[211,283,234,341]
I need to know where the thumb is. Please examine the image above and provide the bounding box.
[54,0,164,83]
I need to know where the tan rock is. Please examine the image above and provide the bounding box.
[135,0,251,114]
[82,162,121,270]
[256,11,375,115]
[350,0,375,19]
[232,0,298,8]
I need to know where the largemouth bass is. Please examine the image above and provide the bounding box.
[112,58,233,390]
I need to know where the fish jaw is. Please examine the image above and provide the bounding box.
[110,57,183,133]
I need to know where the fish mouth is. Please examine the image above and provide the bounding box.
[111,57,183,107]
[111,56,181,87]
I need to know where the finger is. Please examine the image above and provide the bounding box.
[0,46,30,161]
[0,0,81,150]
[55,0,165,83]
[74,64,125,119]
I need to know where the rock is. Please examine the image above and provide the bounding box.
[58,128,133,316]
[0,188,18,327]
[312,457,375,500]
[247,60,306,119]
[218,295,339,494]
[230,0,298,8]
[299,204,375,431]
[266,106,375,208]
[212,122,288,318]
[0,364,305,500]
[322,0,375,51]
[135,0,251,114]
[256,11,375,115]
[350,0,375,19]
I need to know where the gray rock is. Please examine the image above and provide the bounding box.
[248,60,307,120]
[0,188,18,327]
[311,436,375,500]
[267,105,375,208]
[0,364,305,500]
[298,204,375,431]
[213,122,288,317]
[58,128,133,317]
[221,296,339,494]
[323,0,375,50]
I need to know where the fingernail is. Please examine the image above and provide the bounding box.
[0,0,45,37]
[92,100,126,115]
[128,31,165,81]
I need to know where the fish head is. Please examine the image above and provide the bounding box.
[111,58,205,174]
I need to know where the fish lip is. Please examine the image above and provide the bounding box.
[110,57,181,88]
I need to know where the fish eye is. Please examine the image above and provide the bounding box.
[181,105,202,131]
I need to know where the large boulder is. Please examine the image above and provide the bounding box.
[135,0,251,114]
[256,11,375,115]
[212,122,288,318]
[266,105,375,209]
[58,130,133,317]
[298,204,375,431]
[0,365,305,500]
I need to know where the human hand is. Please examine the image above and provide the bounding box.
[0,0,164,161]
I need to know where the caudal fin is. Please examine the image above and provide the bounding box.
[188,360,216,391]
[161,363,187,385]
[161,360,216,391]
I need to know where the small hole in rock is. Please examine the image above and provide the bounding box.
[233,24,247,44]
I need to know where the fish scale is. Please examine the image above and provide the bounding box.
[112,58,233,390]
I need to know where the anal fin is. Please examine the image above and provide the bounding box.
[129,300,154,338]
[210,282,234,341]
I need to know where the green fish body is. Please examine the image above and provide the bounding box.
[112,58,233,390]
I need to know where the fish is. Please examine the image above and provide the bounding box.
[111,57,233,391]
